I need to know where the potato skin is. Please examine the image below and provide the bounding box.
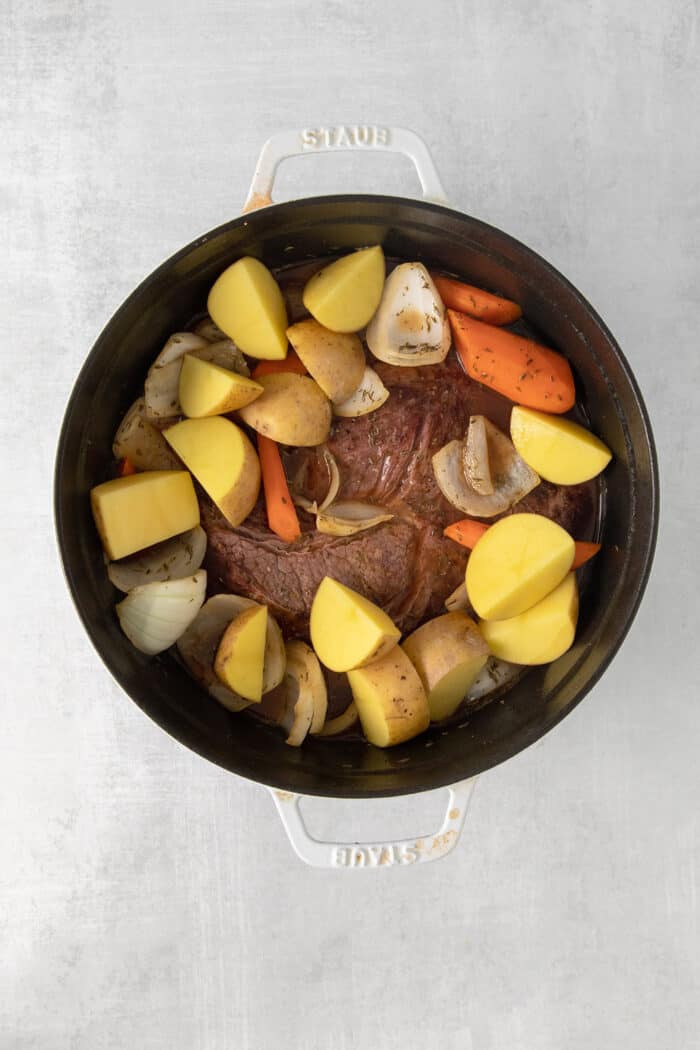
[347,646,430,748]
[402,611,489,721]
[237,373,332,447]
[217,433,261,527]
[286,319,366,403]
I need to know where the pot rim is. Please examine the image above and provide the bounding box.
[54,193,659,797]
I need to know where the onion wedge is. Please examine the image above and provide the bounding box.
[108,526,207,593]
[290,446,340,515]
[432,419,539,518]
[467,657,523,702]
[144,336,249,421]
[332,366,389,418]
[318,702,359,737]
[280,640,328,746]
[193,317,228,342]
[463,415,494,495]
[112,397,182,471]
[316,501,394,537]
[444,580,473,614]
[116,570,207,656]
[366,262,450,367]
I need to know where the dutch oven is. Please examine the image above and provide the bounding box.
[55,127,658,867]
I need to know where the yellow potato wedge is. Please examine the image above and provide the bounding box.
[402,612,489,721]
[164,416,260,527]
[237,372,331,447]
[510,406,612,484]
[286,319,365,403]
[179,354,263,418]
[347,645,430,748]
[214,605,268,702]
[310,577,401,673]
[208,256,288,360]
[302,246,385,332]
[466,513,575,621]
[90,470,199,561]
[480,573,579,664]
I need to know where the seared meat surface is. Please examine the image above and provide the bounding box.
[203,358,596,637]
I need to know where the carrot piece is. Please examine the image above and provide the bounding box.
[431,274,521,326]
[251,352,306,379]
[257,434,301,543]
[448,310,576,414]
[443,519,489,548]
[117,456,136,476]
[571,541,601,570]
[445,517,601,568]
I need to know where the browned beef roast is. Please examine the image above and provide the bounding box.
[203,357,597,637]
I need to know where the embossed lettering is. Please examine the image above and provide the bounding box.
[399,845,419,865]
[332,847,350,867]
[299,125,390,151]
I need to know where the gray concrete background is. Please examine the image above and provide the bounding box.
[2,1,698,1047]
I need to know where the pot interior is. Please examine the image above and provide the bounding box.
[55,196,657,797]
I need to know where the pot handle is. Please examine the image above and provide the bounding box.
[243,126,449,212]
[269,777,477,868]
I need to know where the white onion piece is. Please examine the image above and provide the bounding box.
[176,594,285,708]
[463,415,493,495]
[444,580,474,614]
[193,317,228,342]
[112,397,182,470]
[316,501,394,537]
[432,421,539,518]
[318,702,359,737]
[366,262,450,367]
[116,570,207,656]
[291,446,340,515]
[279,640,328,746]
[107,526,207,593]
[153,332,209,368]
[467,657,523,702]
[332,366,390,418]
[144,336,249,421]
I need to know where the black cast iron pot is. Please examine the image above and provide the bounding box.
[54,128,657,865]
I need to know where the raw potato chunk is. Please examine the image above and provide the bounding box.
[214,605,268,702]
[347,646,430,748]
[510,406,612,485]
[480,573,578,664]
[208,257,288,360]
[310,577,401,673]
[164,416,260,527]
[286,319,365,403]
[90,471,199,560]
[402,612,489,722]
[466,513,575,621]
[237,373,331,447]
[179,355,263,417]
[302,246,385,333]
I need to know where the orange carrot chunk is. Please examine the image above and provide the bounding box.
[448,310,576,414]
[444,517,600,569]
[257,434,301,543]
[443,519,489,548]
[117,456,137,476]
[431,274,521,326]
[251,352,306,380]
[570,541,601,569]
